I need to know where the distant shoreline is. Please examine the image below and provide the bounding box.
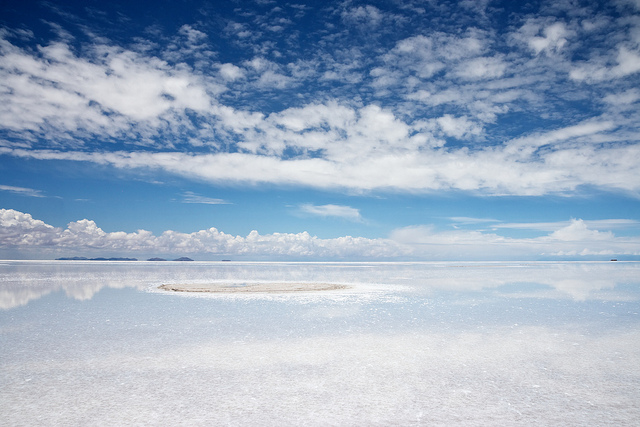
[55,256,195,261]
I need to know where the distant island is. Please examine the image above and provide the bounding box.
[56,256,138,261]
[147,257,195,261]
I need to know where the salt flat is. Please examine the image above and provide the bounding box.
[1,261,639,426]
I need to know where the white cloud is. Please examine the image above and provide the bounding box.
[616,0,640,10]
[219,63,245,81]
[256,69,293,89]
[2,209,638,260]
[381,33,486,80]
[492,219,639,232]
[503,119,617,157]
[181,192,230,205]
[528,22,570,55]
[2,118,640,195]
[244,57,295,89]
[449,217,500,224]
[370,30,488,101]
[224,21,253,39]
[547,219,613,241]
[454,56,507,80]
[0,34,215,144]
[0,184,46,198]
[0,209,58,247]
[570,47,640,82]
[603,88,640,105]
[341,5,384,27]
[0,209,400,259]
[178,24,207,44]
[436,114,483,139]
[269,101,355,133]
[390,219,640,260]
[510,18,574,58]
[299,204,362,222]
[615,47,640,76]
[237,102,429,161]
[0,2,639,200]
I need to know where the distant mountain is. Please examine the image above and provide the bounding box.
[56,257,138,261]
[56,256,192,261]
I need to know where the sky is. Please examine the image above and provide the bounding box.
[1,0,640,260]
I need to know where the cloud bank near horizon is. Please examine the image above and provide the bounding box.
[1,209,638,260]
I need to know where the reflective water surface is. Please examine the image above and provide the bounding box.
[1,261,639,426]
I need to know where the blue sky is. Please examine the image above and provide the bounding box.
[1,0,640,260]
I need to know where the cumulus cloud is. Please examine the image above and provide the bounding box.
[436,115,483,139]
[528,22,570,55]
[0,209,399,259]
[547,219,614,241]
[0,209,58,247]
[219,63,245,81]
[615,47,640,76]
[1,209,638,260]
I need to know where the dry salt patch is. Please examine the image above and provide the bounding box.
[158,282,350,294]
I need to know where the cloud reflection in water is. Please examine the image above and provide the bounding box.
[1,261,638,309]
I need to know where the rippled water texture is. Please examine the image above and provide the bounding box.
[1,261,639,426]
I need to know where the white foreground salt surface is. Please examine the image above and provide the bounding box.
[1,261,639,426]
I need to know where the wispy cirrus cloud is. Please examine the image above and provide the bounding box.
[0,184,46,198]
[181,191,230,205]
[449,217,501,225]
[299,204,363,222]
[490,219,640,232]
[390,219,640,260]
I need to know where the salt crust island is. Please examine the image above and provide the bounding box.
[159,282,350,293]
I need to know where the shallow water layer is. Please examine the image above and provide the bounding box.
[1,261,639,426]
